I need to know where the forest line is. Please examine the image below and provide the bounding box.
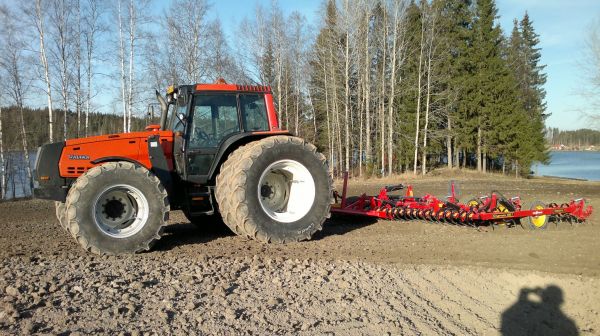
[0,0,556,199]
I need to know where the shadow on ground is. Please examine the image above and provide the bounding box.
[500,285,578,336]
[152,213,378,251]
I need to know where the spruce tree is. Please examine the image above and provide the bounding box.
[519,12,549,165]
[470,0,508,171]
[395,1,422,170]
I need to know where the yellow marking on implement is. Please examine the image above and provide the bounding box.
[531,205,547,228]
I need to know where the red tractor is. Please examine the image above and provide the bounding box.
[34,82,332,254]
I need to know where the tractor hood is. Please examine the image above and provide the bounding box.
[66,129,173,146]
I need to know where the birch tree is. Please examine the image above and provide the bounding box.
[49,0,73,141]
[342,0,352,172]
[117,0,128,132]
[73,0,84,136]
[165,0,210,84]
[27,0,55,142]
[421,4,437,175]
[83,0,102,136]
[0,99,5,199]
[0,5,34,192]
[387,0,408,175]
[412,6,425,175]
[126,0,135,132]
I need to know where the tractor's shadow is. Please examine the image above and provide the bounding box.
[153,217,235,251]
[313,215,378,240]
[153,213,377,251]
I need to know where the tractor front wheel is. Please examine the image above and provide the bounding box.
[65,161,169,254]
[54,201,67,231]
[216,136,332,243]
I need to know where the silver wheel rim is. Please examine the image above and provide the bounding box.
[93,184,149,238]
[258,159,316,223]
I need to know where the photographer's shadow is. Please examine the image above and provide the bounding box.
[500,285,578,336]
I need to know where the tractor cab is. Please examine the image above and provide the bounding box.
[158,81,284,185]
[155,81,289,219]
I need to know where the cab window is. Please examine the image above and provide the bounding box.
[189,94,239,148]
[171,103,187,133]
[240,94,269,131]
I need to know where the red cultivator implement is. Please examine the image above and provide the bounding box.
[331,173,593,229]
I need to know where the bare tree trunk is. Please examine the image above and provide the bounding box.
[421,12,435,176]
[344,0,350,173]
[117,0,128,133]
[329,47,342,176]
[412,16,425,175]
[358,70,364,177]
[127,0,135,133]
[75,0,83,137]
[364,11,371,170]
[84,0,100,137]
[34,0,55,143]
[454,144,459,169]
[54,0,71,141]
[447,116,452,169]
[276,59,282,127]
[294,77,300,136]
[19,106,33,192]
[0,105,5,199]
[476,125,482,171]
[380,11,387,176]
[482,151,487,173]
[323,69,333,175]
[387,4,402,176]
[421,58,432,176]
[307,88,317,143]
[284,64,289,130]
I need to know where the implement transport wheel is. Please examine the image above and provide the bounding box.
[215,136,332,243]
[54,201,67,231]
[526,201,549,230]
[65,161,169,255]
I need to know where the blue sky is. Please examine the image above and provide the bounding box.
[192,0,600,130]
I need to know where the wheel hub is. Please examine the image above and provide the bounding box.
[103,197,126,220]
[93,185,149,238]
[257,160,315,223]
[260,183,274,199]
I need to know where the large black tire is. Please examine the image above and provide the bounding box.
[215,136,332,243]
[65,161,169,255]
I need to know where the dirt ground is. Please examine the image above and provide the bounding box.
[1,171,599,335]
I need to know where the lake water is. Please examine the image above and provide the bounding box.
[534,151,600,181]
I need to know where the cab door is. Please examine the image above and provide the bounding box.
[184,93,240,183]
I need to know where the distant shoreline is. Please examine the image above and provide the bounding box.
[548,149,599,153]
[550,149,600,153]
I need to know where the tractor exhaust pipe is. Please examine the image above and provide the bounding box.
[156,90,168,130]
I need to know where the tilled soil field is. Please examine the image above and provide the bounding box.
[1,173,599,335]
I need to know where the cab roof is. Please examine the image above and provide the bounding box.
[193,83,272,93]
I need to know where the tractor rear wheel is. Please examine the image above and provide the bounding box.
[215,136,332,243]
[65,161,169,254]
